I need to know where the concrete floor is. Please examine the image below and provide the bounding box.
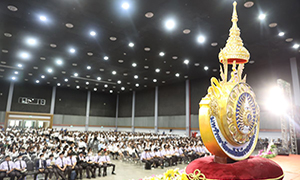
[97,159,187,180]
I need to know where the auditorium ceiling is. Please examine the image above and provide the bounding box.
[0,0,299,93]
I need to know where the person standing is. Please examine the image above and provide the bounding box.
[14,154,27,180]
[100,152,116,176]
[0,156,16,180]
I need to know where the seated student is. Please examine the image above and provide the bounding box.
[66,153,79,180]
[46,154,59,180]
[94,151,104,177]
[14,154,27,180]
[0,155,16,180]
[55,153,68,180]
[19,147,27,157]
[152,148,164,169]
[77,152,92,179]
[100,151,116,176]
[34,154,48,180]
[86,151,96,178]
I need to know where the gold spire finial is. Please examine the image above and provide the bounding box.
[218,1,250,64]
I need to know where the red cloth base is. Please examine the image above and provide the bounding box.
[185,156,284,180]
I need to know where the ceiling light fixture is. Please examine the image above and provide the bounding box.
[69,48,75,53]
[269,23,277,28]
[86,82,89,85]
[132,63,137,67]
[7,5,18,12]
[293,44,300,49]
[87,66,91,70]
[11,76,16,80]
[144,47,150,51]
[17,64,23,68]
[64,79,68,82]
[197,35,205,43]
[145,12,154,18]
[194,63,200,67]
[87,52,93,56]
[74,73,78,77]
[14,71,18,75]
[65,23,74,28]
[153,79,157,82]
[4,33,12,37]
[50,44,57,48]
[27,38,37,46]
[117,80,121,84]
[278,32,285,36]
[159,52,165,56]
[47,68,53,73]
[94,88,97,91]
[110,90,113,93]
[165,19,176,30]
[41,75,45,78]
[57,83,61,86]
[104,56,109,60]
[286,38,293,42]
[175,73,180,77]
[134,75,138,79]
[122,2,130,9]
[76,86,80,89]
[211,42,218,47]
[118,60,124,63]
[36,80,40,83]
[112,71,117,75]
[90,31,96,36]
[184,59,189,65]
[129,42,134,47]
[244,1,254,8]
[258,14,266,20]
[39,16,47,21]
[56,59,63,65]
[155,68,160,73]
[135,84,139,87]
[20,52,30,59]
[204,66,209,71]
[183,29,191,34]
[121,87,125,91]
[110,36,117,41]
[104,84,108,88]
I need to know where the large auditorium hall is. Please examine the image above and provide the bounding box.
[0,0,300,180]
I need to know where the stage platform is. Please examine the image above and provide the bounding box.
[271,155,300,180]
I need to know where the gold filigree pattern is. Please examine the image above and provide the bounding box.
[187,169,206,180]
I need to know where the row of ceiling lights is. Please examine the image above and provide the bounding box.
[5,1,299,92]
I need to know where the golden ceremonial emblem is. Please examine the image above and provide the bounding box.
[199,1,260,161]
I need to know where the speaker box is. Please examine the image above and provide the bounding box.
[277,147,289,156]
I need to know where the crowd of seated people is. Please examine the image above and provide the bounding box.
[0,127,210,180]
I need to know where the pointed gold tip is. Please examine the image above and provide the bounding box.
[218,1,250,64]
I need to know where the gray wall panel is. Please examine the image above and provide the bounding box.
[158,115,185,128]
[55,88,87,116]
[158,82,185,116]
[53,114,63,124]
[11,83,52,113]
[191,114,199,129]
[135,88,155,117]
[62,115,85,125]
[90,92,116,117]
[190,79,210,115]
[89,116,115,126]
[0,111,5,123]
[118,92,132,117]
[135,116,154,127]
[117,117,132,126]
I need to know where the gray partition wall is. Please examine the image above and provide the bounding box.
[135,88,155,128]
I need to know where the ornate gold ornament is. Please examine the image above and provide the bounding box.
[199,1,260,161]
